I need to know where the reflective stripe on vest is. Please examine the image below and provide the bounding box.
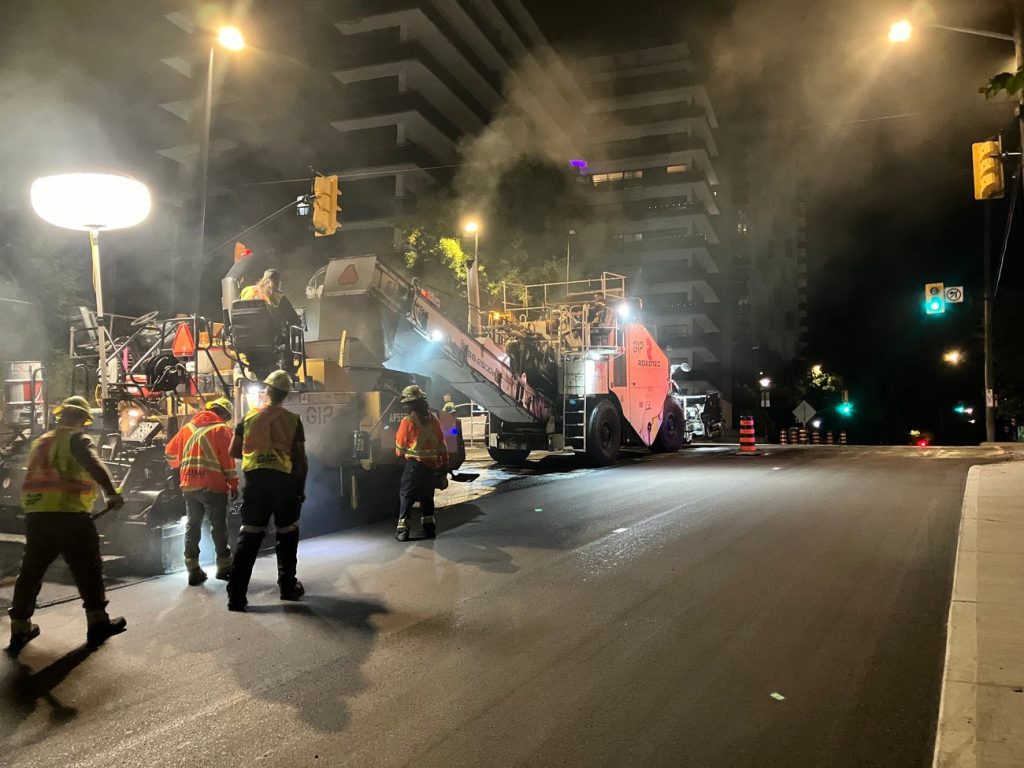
[180,423,237,490]
[397,414,445,463]
[21,427,98,514]
[242,405,298,473]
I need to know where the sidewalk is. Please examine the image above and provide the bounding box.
[934,460,1024,767]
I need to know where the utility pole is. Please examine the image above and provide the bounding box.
[1015,1,1024,152]
[984,202,996,443]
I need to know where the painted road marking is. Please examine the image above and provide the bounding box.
[612,528,628,533]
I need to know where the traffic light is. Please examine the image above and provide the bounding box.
[953,403,966,414]
[312,175,341,237]
[972,140,1005,200]
[924,282,945,315]
[837,402,854,417]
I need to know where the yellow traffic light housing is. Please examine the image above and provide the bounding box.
[312,175,341,237]
[972,140,1004,200]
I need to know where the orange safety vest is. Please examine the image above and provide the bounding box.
[395,412,448,469]
[241,404,299,474]
[165,412,238,493]
[21,426,98,514]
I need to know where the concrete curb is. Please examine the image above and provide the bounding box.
[933,464,980,768]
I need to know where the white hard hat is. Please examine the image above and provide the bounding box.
[263,370,293,393]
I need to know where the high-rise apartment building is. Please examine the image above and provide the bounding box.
[727,122,809,382]
[582,44,727,397]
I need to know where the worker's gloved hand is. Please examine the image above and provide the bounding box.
[230,488,239,501]
[297,493,306,504]
[108,493,125,510]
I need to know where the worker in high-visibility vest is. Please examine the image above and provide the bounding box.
[239,268,300,329]
[226,370,307,611]
[394,385,449,541]
[7,396,127,654]
[165,397,238,585]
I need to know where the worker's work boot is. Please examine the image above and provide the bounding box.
[86,611,127,647]
[422,515,437,539]
[395,519,410,542]
[7,619,40,656]
[187,567,208,586]
[214,556,233,581]
[279,579,305,601]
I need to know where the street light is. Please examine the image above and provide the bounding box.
[463,219,481,335]
[30,172,152,406]
[888,17,1018,444]
[758,376,772,389]
[889,19,912,43]
[217,25,245,52]
[191,24,245,319]
[943,349,964,365]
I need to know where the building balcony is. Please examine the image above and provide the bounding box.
[333,39,492,123]
[332,91,465,143]
[333,0,504,97]
[601,132,712,162]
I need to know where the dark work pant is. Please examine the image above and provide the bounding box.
[10,513,107,620]
[398,460,436,527]
[227,469,300,601]
[183,489,231,565]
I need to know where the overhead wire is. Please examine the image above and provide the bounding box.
[993,160,1021,298]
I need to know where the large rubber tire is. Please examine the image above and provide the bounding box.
[487,447,531,466]
[586,399,622,466]
[652,400,685,453]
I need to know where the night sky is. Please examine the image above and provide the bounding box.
[526,0,1021,442]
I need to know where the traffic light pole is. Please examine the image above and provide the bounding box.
[984,201,996,443]
[1015,2,1024,154]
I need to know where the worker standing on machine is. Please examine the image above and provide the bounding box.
[394,385,448,542]
[239,268,300,330]
[165,397,238,586]
[7,396,127,654]
[442,392,457,414]
[226,370,307,611]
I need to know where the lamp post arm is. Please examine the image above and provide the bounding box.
[929,23,1013,42]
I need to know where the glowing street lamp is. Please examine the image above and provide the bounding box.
[758,376,772,389]
[217,25,245,51]
[943,349,963,365]
[889,19,913,43]
[463,219,482,334]
[190,24,246,317]
[30,173,152,404]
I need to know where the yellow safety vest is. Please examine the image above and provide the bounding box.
[239,285,282,307]
[241,404,299,474]
[21,426,98,514]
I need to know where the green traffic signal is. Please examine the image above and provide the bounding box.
[925,296,945,315]
[837,402,854,417]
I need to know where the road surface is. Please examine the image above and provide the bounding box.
[0,445,994,767]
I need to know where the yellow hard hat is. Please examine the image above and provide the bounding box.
[263,370,293,393]
[206,397,233,417]
[53,395,94,425]
[400,384,427,403]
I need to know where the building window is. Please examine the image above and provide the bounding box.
[622,232,643,242]
[666,164,688,174]
[623,169,643,179]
